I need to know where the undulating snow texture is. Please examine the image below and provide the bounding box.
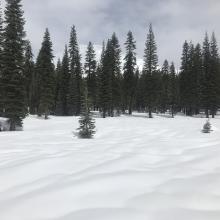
[0,114,220,220]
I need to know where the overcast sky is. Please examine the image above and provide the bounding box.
[2,0,220,68]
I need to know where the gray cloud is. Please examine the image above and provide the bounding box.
[2,0,220,68]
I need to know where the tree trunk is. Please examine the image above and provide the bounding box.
[149,108,153,118]
[205,108,209,118]
[9,120,16,131]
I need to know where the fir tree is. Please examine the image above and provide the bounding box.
[54,58,62,115]
[192,43,203,114]
[99,40,111,117]
[187,42,197,115]
[56,46,70,116]
[23,40,35,112]
[0,3,4,116]
[68,25,82,116]
[98,41,111,118]
[134,68,145,112]
[169,62,178,117]
[202,33,212,118]
[77,87,96,139]
[98,35,122,117]
[160,60,170,113]
[109,33,122,116]
[84,42,97,110]
[143,24,158,118]
[179,41,191,115]
[209,33,220,118]
[35,28,55,119]
[123,31,136,115]
[1,0,27,130]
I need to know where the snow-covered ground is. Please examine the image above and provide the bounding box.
[0,114,220,220]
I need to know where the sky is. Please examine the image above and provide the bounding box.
[2,0,220,69]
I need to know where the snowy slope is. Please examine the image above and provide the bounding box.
[0,114,220,220]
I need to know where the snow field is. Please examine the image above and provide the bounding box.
[0,114,220,220]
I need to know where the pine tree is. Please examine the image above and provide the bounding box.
[134,68,144,112]
[123,31,136,115]
[98,41,111,118]
[143,24,158,118]
[68,25,82,116]
[98,40,111,117]
[84,42,97,110]
[187,42,197,115]
[193,43,203,114]
[179,41,190,115]
[54,58,62,115]
[23,40,35,112]
[77,86,96,139]
[56,46,70,116]
[35,28,55,119]
[202,33,212,118]
[160,60,170,113]
[0,3,4,116]
[209,33,220,118]
[169,62,178,117]
[98,35,122,117]
[1,0,27,130]
[109,33,122,116]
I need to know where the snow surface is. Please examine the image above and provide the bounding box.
[0,114,220,220]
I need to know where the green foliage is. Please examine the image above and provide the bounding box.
[56,46,70,116]
[143,24,158,118]
[98,41,110,118]
[35,28,55,119]
[123,31,137,114]
[77,87,96,139]
[169,62,178,117]
[0,4,4,116]
[85,42,97,110]
[98,34,122,117]
[1,0,27,130]
[68,26,83,116]
[23,40,35,113]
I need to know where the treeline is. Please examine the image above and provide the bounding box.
[0,0,220,131]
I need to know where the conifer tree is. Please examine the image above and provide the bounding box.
[143,24,158,118]
[2,0,27,130]
[68,25,82,116]
[109,33,122,116]
[98,40,111,117]
[187,42,197,115]
[23,40,35,112]
[98,41,111,118]
[169,62,178,117]
[123,31,136,115]
[84,42,97,110]
[98,34,122,117]
[209,33,220,118]
[193,43,203,114]
[77,86,96,139]
[56,46,70,116]
[134,68,144,112]
[202,33,212,118]
[54,58,62,115]
[35,28,55,119]
[160,60,170,113]
[179,41,190,115]
[0,4,4,116]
